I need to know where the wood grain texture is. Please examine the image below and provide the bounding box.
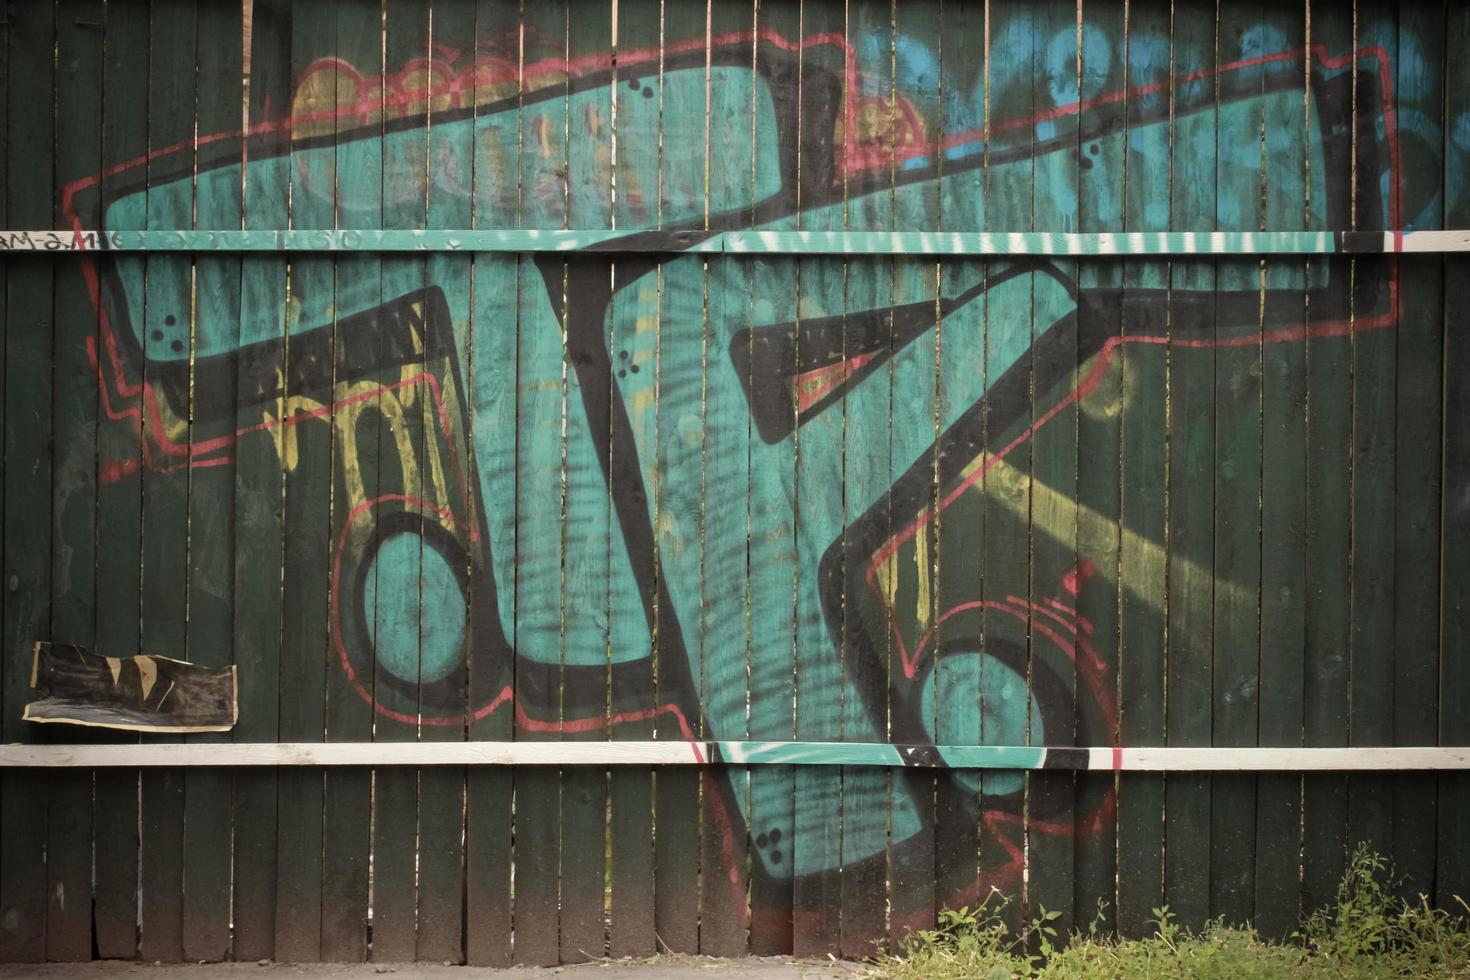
[46,5,105,960]
[1,0,1467,965]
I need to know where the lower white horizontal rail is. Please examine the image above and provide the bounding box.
[1,741,1468,771]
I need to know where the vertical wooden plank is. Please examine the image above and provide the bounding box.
[508,241,564,965]
[47,0,104,961]
[1252,4,1309,940]
[745,1,799,957]
[557,255,612,954]
[558,3,615,964]
[837,0,894,958]
[1301,0,1352,914]
[1024,0,1079,937]
[700,239,754,956]
[463,0,517,967]
[1073,0,1127,934]
[605,255,658,958]
[699,0,757,959]
[275,0,337,958]
[650,0,705,959]
[980,1,1034,938]
[138,0,197,960]
[605,0,660,960]
[92,0,148,958]
[652,251,705,957]
[232,0,291,960]
[1115,0,1171,938]
[181,1,243,960]
[364,0,421,963]
[462,263,519,936]
[319,0,380,961]
[1388,0,1442,904]
[416,0,477,963]
[513,0,570,963]
[788,0,845,958]
[1347,0,1396,866]
[1162,0,1215,932]
[1207,1,1265,928]
[0,0,55,963]
[930,0,981,929]
[1438,0,1470,916]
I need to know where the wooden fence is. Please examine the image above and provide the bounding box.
[0,0,1468,965]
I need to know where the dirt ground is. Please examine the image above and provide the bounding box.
[0,955,870,980]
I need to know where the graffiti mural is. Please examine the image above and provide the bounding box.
[21,0,1460,964]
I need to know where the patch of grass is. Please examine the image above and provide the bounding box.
[870,846,1470,979]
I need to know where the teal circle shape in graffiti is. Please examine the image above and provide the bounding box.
[921,647,1039,796]
[363,531,467,685]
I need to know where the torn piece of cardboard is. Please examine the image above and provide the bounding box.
[23,642,237,733]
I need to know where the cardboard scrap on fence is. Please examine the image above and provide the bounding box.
[23,642,237,733]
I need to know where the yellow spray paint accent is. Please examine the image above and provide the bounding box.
[135,656,158,701]
[875,551,899,613]
[963,453,1238,616]
[1077,349,1137,420]
[629,388,657,428]
[263,366,326,473]
[914,518,931,632]
[330,377,424,518]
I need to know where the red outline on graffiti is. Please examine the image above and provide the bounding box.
[326,494,741,903]
[869,40,1403,680]
[61,36,1402,905]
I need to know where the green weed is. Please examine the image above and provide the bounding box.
[871,845,1470,979]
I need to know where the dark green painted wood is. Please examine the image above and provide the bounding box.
[6,2,1470,964]
[1300,0,1353,917]
[180,1,243,960]
[982,1,1036,938]
[1208,2,1265,929]
[45,0,105,962]
[512,0,569,965]
[1252,1,1309,941]
[744,2,800,957]
[605,262,657,961]
[462,0,518,967]
[1346,1,1397,874]
[231,0,291,960]
[463,220,516,962]
[557,5,615,964]
[838,0,895,957]
[1387,0,1443,907]
[651,255,704,957]
[604,0,660,961]
[91,0,149,958]
[416,1,477,964]
[1162,0,1216,933]
[1438,0,1470,916]
[698,3,758,959]
[1024,0,1080,938]
[789,1,846,956]
[929,0,980,931]
[364,0,424,964]
[274,0,338,958]
[649,2,706,961]
[1072,0,1126,935]
[1113,1,1170,937]
[510,240,564,968]
[137,0,198,959]
[0,0,56,962]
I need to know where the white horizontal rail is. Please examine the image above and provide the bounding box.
[1,741,1468,771]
